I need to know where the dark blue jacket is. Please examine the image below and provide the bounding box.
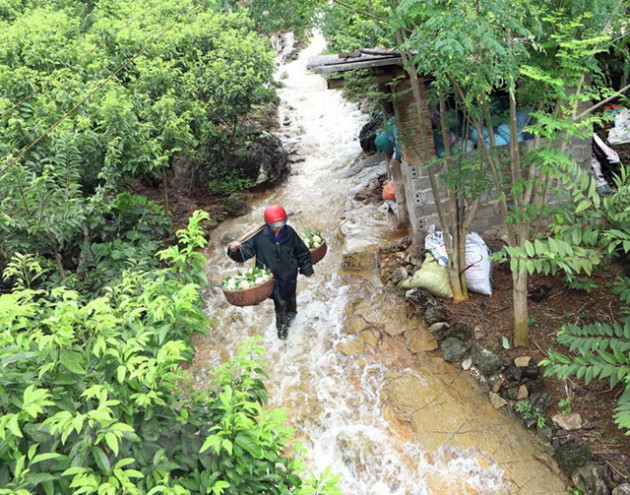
[227,225,313,300]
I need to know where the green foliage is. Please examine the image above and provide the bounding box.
[540,320,630,432]
[0,0,276,281]
[2,252,48,290]
[558,397,573,414]
[0,211,328,493]
[208,170,254,196]
[514,400,547,428]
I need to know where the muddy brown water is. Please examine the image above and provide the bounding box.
[192,33,566,495]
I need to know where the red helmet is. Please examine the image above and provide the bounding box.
[264,205,287,228]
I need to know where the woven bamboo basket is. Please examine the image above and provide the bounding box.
[222,278,275,307]
[310,242,328,265]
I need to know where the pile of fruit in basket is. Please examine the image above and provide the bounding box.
[221,266,273,291]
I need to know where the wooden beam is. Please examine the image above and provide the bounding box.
[326,72,398,89]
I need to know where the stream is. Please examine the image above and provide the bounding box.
[192,34,566,495]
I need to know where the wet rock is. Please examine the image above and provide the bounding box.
[530,391,554,413]
[501,385,521,401]
[382,320,406,337]
[425,306,447,325]
[360,329,381,349]
[207,205,228,224]
[443,323,472,341]
[489,392,507,409]
[537,424,554,445]
[223,193,249,217]
[385,373,427,420]
[612,483,630,495]
[342,245,379,272]
[336,338,365,356]
[552,413,583,431]
[344,315,370,335]
[428,322,450,340]
[389,267,408,286]
[504,364,523,383]
[440,337,470,362]
[492,379,504,393]
[379,236,411,254]
[405,288,438,309]
[405,328,438,353]
[572,464,611,495]
[554,440,591,476]
[514,356,532,367]
[337,431,374,474]
[470,344,504,377]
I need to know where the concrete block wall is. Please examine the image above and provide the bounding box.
[391,80,593,244]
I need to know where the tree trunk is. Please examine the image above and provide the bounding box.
[512,263,529,347]
[389,159,410,229]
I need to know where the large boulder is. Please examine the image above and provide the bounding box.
[230,133,289,188]
[554,440,591,477]
[572,464,611,495]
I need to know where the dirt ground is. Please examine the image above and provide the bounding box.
[440,240,630,486]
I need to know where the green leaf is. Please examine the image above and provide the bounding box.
[93,447,111,475]
[105,433,119,456]
[59,349,86,374]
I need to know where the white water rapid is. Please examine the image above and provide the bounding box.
[194,34,566,495]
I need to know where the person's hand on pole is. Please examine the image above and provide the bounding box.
[229,241,241,252]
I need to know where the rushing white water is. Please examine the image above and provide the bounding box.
[196,33,564,495]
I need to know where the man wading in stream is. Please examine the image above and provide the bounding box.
[227,205,314,340]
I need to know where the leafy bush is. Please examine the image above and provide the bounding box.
[208,170,254,196]
[541,320,630,433]
[0,212,335,493]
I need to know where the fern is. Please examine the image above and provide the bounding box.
[541,321,630,433]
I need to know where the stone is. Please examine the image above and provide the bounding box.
[517,385,529,400]
[424,306,447,325]
[223,193,249,217]
[461,357,472,370]
[405,288,438,309]
[492,379,504,393]
[530,391,553,413]
[359,329,381,349]
[504,364,523,383]
[342,244,379,272]
[440,337,471,362]
[405,328,438,353]
[428,322,450,341]
[572,464,611,495]
[344,315,370,335]
[552,413,583,431]
[443,323,472,341]
[489,392,507,409]
[389,267,408,286]
[514,356,532,367]
[470,344,505,377]
[336,338,365,356]
[502,385,520,401]
[554,440,591,477]
[537,424,554,445]
[612,483,630,495]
